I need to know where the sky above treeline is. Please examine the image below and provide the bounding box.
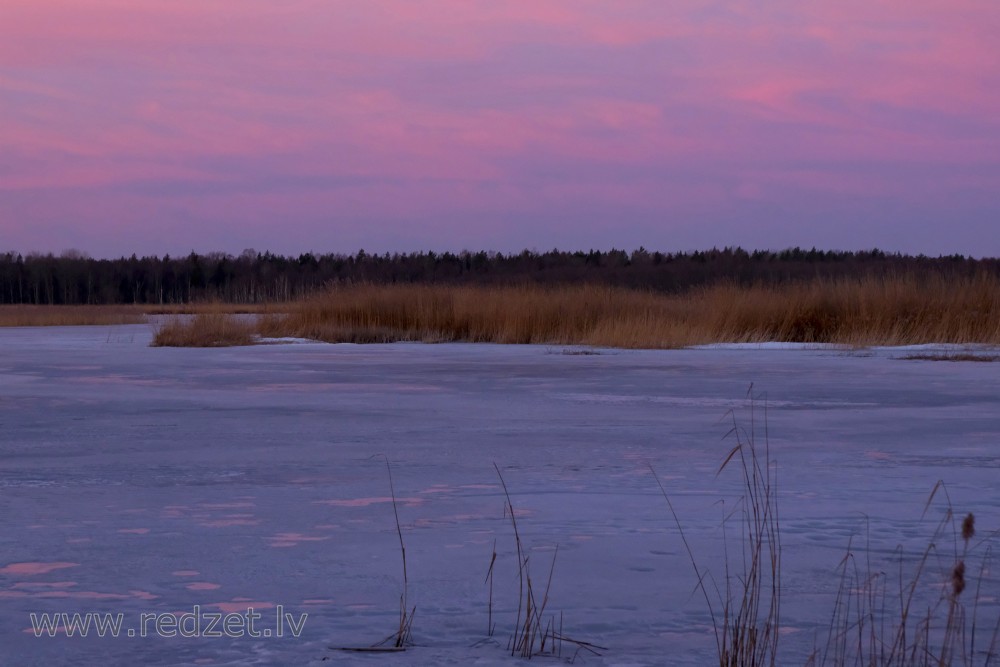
[2,1,998,258]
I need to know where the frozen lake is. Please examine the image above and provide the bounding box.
[1,325,998,666]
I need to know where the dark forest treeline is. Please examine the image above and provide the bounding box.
[0,247,997,305]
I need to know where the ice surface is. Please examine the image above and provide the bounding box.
[1,325,999,665]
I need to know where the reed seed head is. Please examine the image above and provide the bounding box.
[961,513,975,543]
[952,560,966,597]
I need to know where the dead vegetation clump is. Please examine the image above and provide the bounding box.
[151,313,257,347]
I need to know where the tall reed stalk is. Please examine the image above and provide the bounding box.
[652,396,781,667]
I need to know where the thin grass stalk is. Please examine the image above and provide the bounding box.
[485,539,497,637]
[371,456,415,649]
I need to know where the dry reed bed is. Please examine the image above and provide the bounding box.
[252,274,1000,348]
[142,302,289,316]
[0,302,292,328]
[0,305,147,327]
[10,274,1000,346]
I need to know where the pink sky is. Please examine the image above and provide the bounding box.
[1,1,998,257]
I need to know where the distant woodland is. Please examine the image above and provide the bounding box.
[1,248,997,305]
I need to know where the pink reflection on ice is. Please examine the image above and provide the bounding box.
[162,505,189,519]
[200,502,255,509]
[208,600,275,613]
[0,562,78,576]
[185,582,221,591]
[118,528,150,534]
[443,513,490,522]
[36,591,129,599]
[172,570,200,577]
[72,375,170,387]
[419,484,453,495]
[247,382,342,392]
[267,532,331,548]
[13,581,77,589]
[198,518,260,527]
[249,382,440,393]
[290,476,328,484]
[316,496,424,508]
[302,598,333,605]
